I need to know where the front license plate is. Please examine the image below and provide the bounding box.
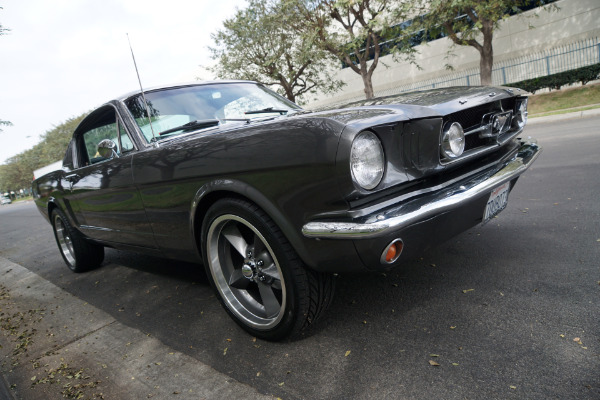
[482,181,511,224]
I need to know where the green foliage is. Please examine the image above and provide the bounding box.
[0,114,87,192]
[208,0,344,104]
[509,64,600,94]
[0,6,9,36]
[285,0,417,99]
[0,119,12,133]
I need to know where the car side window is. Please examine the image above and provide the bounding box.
[77,106,136,166]
[83,118,117,164]
[118,120,134,153]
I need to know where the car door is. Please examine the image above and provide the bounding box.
[66,104,157,249]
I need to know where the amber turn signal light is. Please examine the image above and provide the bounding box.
[381,239,403,264]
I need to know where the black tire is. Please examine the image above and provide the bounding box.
[201,198,335,341]
[51,208,104,272]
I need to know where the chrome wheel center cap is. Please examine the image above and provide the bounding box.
[242,259,256,279]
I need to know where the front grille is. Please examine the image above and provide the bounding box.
[447,103,498,131]
[440,98,522,165]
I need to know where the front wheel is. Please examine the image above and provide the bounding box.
[51,208,104,272]
[201,198,334,341]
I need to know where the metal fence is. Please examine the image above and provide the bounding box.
[375,37,600,97]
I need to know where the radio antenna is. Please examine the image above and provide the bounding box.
[126,33,157,143]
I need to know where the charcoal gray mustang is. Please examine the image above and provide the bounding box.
[32,81,541,340]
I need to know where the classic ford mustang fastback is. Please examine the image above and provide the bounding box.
[33,81,541,340]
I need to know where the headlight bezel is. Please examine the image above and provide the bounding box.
[350,130,385,191]
[440,122,466,160]
[514,97,528,129]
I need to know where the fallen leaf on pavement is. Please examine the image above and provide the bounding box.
[345,350,351,357]
[428,360,440,366]
[462,289,475,294]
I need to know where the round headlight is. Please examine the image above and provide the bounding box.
[515,98,528,129]
[350,131,384,190]
[441,122,465,159]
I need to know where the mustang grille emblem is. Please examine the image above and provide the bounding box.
[479,111,513,139]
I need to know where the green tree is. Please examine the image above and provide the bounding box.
[0,120,11,133]
[208,0,344,104]
[285,0,416,99]
[0,6,8,36]
[416,0,558,85]
[0,114,86,191]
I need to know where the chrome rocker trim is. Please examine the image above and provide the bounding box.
[302,140,542,239]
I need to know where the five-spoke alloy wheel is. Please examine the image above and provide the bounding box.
[201,198,334,340]
[206,214,286,330]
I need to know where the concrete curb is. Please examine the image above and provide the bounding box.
[0,257,274,400]
[527,107,600,124]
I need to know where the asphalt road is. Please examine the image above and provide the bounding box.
[1,116,599,399]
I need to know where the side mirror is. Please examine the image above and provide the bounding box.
[97,139,119,159]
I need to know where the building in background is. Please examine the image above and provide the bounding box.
[308,0,600,108]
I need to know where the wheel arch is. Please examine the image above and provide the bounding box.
[190,180,309,265]
[47,197,59,221]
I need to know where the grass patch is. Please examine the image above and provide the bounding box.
[528,83,600,115]
[530,105,600,118]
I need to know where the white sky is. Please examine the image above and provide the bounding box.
[0,0,247,164]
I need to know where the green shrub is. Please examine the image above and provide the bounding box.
[509,63,600,93]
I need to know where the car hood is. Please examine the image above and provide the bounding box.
[304,86,525,128]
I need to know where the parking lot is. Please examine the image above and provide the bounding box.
[1,116,599,399]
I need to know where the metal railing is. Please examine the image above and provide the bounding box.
[375,37,600,97]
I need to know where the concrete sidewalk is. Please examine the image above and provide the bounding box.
[0,257,274,400]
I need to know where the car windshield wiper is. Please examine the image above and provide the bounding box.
[244,107,289,115]
[158,119,220,136]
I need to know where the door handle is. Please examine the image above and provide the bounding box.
[65,174,81,190]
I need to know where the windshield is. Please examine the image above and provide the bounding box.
[125,82,301,142]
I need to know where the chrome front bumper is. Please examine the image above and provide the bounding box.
[302,141,542,240]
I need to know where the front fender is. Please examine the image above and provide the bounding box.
[190,179,364,272]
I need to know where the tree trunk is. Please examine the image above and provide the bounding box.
[479,20,494,86]
[361,71,375,99]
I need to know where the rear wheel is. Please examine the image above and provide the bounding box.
[51,208,104,272]
[201,198,334,341]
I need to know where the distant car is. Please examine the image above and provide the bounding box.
[0,196,11,205]
[32,81,541,340]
